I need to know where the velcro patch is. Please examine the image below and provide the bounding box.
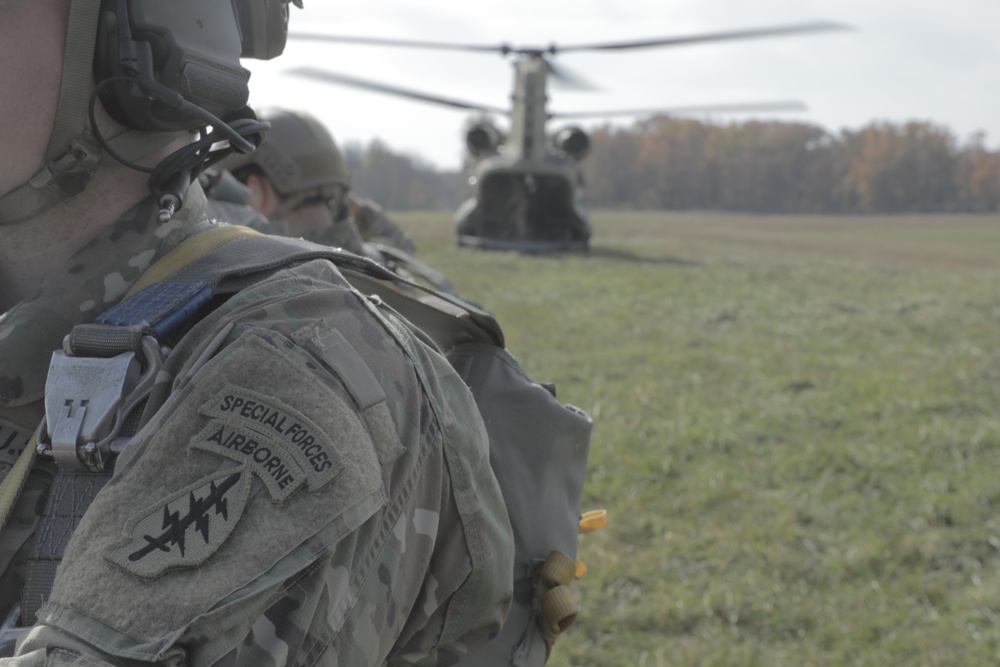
[104,466,252,579]
[189,422,306,503]
[199,385,342,489]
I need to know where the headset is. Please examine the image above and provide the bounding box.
[92,0,302,218]
[95,0,297,132]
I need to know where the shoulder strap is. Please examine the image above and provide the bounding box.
[0,426,40,537]
[128,224,505,352]
[126,224,264,296]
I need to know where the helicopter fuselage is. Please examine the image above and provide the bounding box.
[455,150,592,251]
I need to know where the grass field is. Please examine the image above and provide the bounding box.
[393,210,1000,666]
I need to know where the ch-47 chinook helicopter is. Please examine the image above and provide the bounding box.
[287,21,847,252]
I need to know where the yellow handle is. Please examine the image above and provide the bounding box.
[579,509,608,534]
[540,585,579,636]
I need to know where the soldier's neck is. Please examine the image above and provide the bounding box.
[0,167,148,313]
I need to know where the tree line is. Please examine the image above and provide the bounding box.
[342,119,1000,214]
[582,118,1000,213]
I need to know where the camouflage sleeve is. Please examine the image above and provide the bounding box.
[352,199,417,256]
[6,261,512,667]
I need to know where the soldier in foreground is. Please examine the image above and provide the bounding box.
[0,1,512,665]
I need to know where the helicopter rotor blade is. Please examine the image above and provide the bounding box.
[290,21,850,57]
[286,67,509,115]
[551,21,851,53]
[288,32,510,54]
[549,100,810,120]
[543,59,599,91]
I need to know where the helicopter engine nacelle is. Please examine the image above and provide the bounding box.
[466,122,502,158]
[554,126,590,161]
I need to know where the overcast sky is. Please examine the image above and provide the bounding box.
[244,0,1000,171]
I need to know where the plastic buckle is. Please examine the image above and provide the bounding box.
[38,337,164,472]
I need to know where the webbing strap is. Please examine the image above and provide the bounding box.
[0,1,101,227]
[45,0,102,162]
[22,471,112,625]
[161,231,505,350]
[0,426,39,537]
[128,224,504,351]
[123,224,483,349]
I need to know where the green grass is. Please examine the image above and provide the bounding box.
[394,210,1000,666]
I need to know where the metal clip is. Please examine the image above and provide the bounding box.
[37,336,164,471]
[27,137,100,197]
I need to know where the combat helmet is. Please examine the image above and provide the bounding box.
[228,108,351,219]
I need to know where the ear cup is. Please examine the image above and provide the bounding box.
[234,0,294,60]
[93,0,251,132]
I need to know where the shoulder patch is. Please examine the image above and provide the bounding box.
[198,384,343,490]
[104,466,252,579]
[189,422,305,503]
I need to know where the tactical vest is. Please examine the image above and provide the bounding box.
[0,226,594,666]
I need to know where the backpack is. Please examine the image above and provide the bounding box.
[342,264,594,666]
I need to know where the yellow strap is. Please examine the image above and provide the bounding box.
[127,224,261,296]
[0,425,40,535]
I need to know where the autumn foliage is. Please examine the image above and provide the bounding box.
[582,118,1000,213]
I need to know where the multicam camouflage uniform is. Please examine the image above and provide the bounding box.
[350,198,416,257]
[0,184,513,666]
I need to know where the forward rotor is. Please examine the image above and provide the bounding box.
[289,21,850,58]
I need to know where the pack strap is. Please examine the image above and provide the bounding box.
[126,225,505,351]
[127,225,263,296]
[0,425,40,537]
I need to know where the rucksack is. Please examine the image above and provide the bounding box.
[343,264,595,666]
[280,233,597,666]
